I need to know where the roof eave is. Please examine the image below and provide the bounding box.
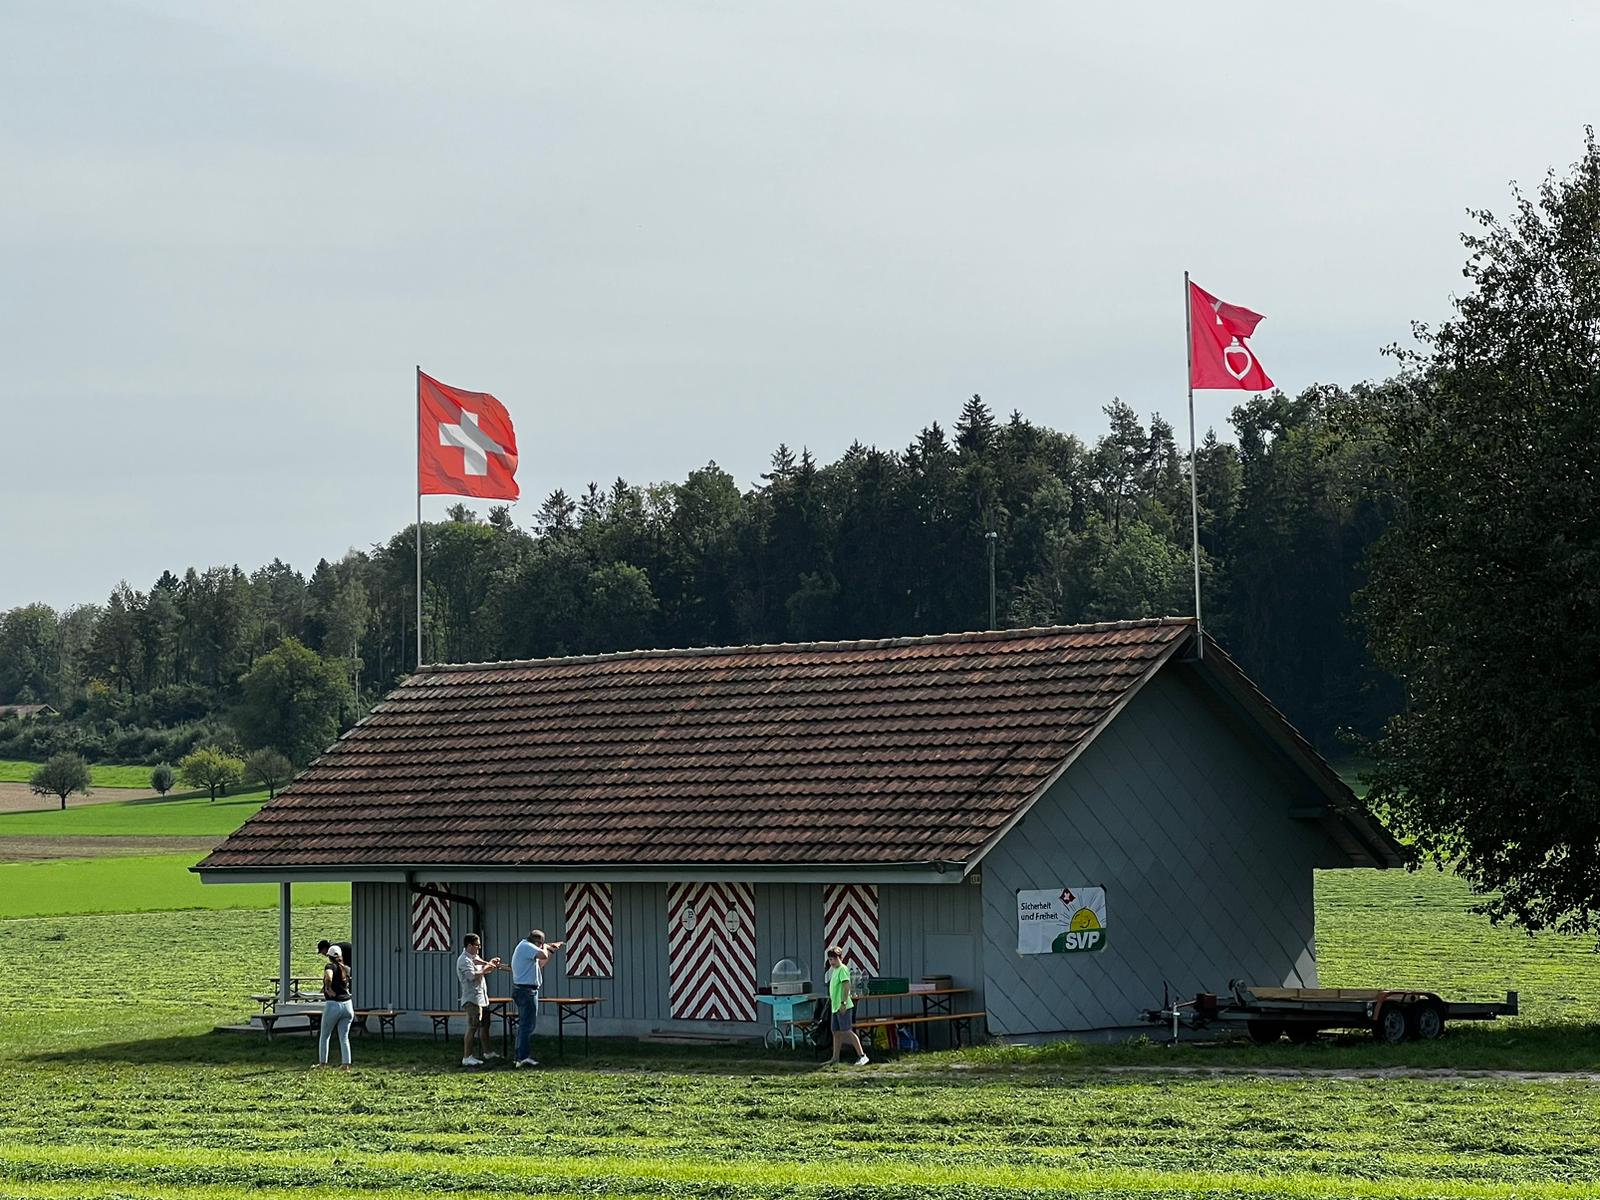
[192,859,973,886]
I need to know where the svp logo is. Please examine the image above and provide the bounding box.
[1050,889,1108,954]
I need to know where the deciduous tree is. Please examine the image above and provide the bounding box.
[245,748,294,799]
[233,638,350,766]
[1361,132,1600,933]
[29,752,90,810]
[179,745,245,803]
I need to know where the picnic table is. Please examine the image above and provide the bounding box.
[268,976,324,1003]
[256,1007,404,1042]
[851,987,979,1051]
[542,996,602,1059]
[351,1009,403,1042]
[488,996,602,1060]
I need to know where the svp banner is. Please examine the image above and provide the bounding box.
[1017,886,1108,954]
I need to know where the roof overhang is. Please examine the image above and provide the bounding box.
[193,861,973,886]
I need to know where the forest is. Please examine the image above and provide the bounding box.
[0,387,1398,766]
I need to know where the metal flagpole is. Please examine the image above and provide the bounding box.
[1183,271,1204,660]
[416,361,428,672]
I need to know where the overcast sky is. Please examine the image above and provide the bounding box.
[4,0,1595,611]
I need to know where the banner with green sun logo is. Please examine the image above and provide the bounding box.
[1016,886,1108,954]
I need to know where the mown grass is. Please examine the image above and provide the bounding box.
[2,861,1600,1196]
[1317,867,1597,1024]
[0,854,347,918]
[0,757,161,788]
[0,900,1596,1200]
[0,787,269,835]
[1,903,1597,1200]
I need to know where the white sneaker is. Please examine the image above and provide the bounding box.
[483,1051,502,1061]
[854,1055,870,1066]
[462,1055,484,1066]
[515,1057,538,1068]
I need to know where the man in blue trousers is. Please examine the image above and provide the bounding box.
[510,928,563,1068]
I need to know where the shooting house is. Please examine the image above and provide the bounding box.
[195,618,1401,1040]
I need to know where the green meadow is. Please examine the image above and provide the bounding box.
[0,788,270,836]
[0,854,347,919]
[0,857,1598,1198]
[0,758,161,788]
[2,786,1599,1199]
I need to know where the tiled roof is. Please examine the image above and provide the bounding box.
[198,619,1195,871]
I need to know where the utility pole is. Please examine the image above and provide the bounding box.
[986,530,998,629]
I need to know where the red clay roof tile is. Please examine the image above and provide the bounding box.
[198,619,1193,871]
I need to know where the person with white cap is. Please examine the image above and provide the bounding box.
[316,943,354,1068]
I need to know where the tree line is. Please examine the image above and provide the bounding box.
[0,387,1397,770]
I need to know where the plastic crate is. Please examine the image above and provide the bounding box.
[866,976,910,995]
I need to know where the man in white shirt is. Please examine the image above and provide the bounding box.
[455,933,501,1066]
[509,928,563,1068]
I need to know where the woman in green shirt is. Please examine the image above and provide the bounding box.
[824,946,869,1066]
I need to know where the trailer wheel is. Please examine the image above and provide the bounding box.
[1410,1003,1445,1041]
[1375,1006,1409,1045]
[1246,1020,1284,1045]
[1285,1024,1319,1044]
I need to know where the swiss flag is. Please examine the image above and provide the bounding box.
[1188,280,1274,391]
[418,370,519,500]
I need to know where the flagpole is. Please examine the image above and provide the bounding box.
[1184,271,1204,660]
[416,361,428,672]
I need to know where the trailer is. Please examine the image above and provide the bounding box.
[1142,980,1519,1045]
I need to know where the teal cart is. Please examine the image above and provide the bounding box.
[756,993,819,1050]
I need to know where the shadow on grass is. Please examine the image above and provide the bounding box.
[124,790,264,808]
[25,1021,1600,1078]
[24,1030,828,1075]
[952,1020,1600,1074]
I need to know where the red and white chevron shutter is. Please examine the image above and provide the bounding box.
[410,884,452,952]
[667,882,757,1021]
[563,883,615,978]
[823,884,880,976]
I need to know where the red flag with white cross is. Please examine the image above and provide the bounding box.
[417,370,520,499]
[1188,280,1274,391]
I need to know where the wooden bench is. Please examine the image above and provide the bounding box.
[258,1010,322,1041]
[249,993,278,1013]
[425,1011,459,1041]
[854,1010,986,1051]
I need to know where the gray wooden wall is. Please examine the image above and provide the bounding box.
[352,877,981,1036]
[978,664,1338,1036]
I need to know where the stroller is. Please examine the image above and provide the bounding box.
[802,996,833,1056]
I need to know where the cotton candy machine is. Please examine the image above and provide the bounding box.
[769,957,809,996]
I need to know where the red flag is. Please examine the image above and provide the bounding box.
[417,371,519,500]
[1188,280,1274,391]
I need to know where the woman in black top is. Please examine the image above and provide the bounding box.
[316,944,354,1068]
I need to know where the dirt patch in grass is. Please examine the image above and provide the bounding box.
[0,782,159,813]
[0,835,220,862]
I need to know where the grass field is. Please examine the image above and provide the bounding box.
[0,902,1593,1200]
[0,758,160,788]
[0,788,269,835]
[1,897,1598,1200]
[0,854,347,918]
[2,853,1600,1198]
